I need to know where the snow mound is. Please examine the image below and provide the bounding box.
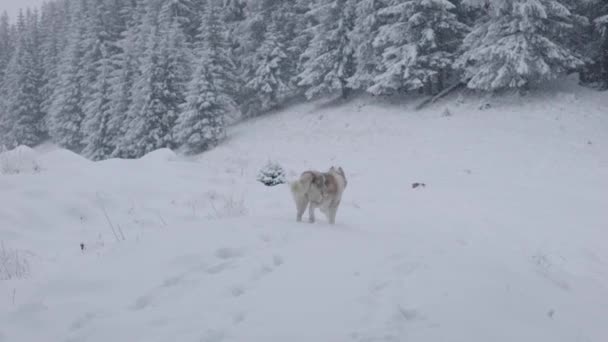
[139,148,178,162]
[38,148,90,166]
[0,145,42,175]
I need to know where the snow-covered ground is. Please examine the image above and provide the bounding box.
[1,78,607,342]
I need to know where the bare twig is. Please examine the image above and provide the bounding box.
[209,200,220,217]
[157,212,167,227]
[116,224,126,241]
[96,193,120,242]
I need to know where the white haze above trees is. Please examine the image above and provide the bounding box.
[0,0,607,160]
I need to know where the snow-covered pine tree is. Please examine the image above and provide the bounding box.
[237,0,277,109]
[457,0,584,91]
[243,18,292,116]
[347,0,384,91]
[256,160,286,186]
[594,3,608,87]
[0,10,46,148]
[0,11,14,139]
[174,62,227,154]
[222,0,247,23]
[576,0,608,88]
[291,0,315,80]
[81,43,115,160]
[217,0,248,109]
[174,0,233,154]
[0,12,13,82]
[272,0,305,93]
[199,0,239,114]
[239,0,307,107]
[297,0,357,99]
[108,0,148,158]
[47,1,87,151]
[368,0,468,96]
[117,0,191,158]
[38,1,69,118]
[158,0,202,44]
[156,3,192,144]
[81,1,127,160]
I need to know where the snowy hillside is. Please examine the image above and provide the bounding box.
[1,80,607,342]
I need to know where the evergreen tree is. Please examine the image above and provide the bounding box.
[457,0,584,91]
[0,11,14,139]
[81,43,115,160]
[47,1,87,151]
[81,0,128,160]
[117,1,191,157]
[158,0,202,43]
[347,0,384,91]
[0,11,45,147]
[291,0,316,79]
[594,4,608,87]
[200,0,239,113]
[38,1,69,117]
[368,0,468,95]
[174,0,235,153]
[577,0,608,88]
[222,0,247,22]
[297,0,357,99]
[0,12,13,82]
[175,62,226,154]
[108,0,148,157]
[243,19,292,116]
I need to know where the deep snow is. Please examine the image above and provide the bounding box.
[1,78,607,342]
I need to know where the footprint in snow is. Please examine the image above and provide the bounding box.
[229,285,246,297]
[205,261,235,275]
[130,294,152,311]
[232,312,246,325]
[531,253,571,291]
[272,254,284,267]
[70,312,97,331]
[162,275,184,288]
[214,247,243,260]
[251,265,274,281]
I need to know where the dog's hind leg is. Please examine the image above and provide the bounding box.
[296,197,308,222]
[308,202,316,223]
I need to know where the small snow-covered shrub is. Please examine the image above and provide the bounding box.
[257,161,286,186]
[0,242,30,280]
[0,145,42,175]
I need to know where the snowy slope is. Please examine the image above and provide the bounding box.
[1,78,607,342]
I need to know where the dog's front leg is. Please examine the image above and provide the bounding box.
[308,203,316,223]
[328,200,340,224]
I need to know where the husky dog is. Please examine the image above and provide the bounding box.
[289,166,347,224]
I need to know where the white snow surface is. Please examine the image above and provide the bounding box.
[1,78,607,342]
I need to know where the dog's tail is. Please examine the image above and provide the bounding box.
[289,172,314,204]
[289,179,307,201]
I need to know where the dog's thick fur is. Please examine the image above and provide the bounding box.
[289,166,347,224]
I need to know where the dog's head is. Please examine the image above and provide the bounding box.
[329,166,347,187]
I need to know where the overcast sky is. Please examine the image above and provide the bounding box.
[1,0,46,22]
